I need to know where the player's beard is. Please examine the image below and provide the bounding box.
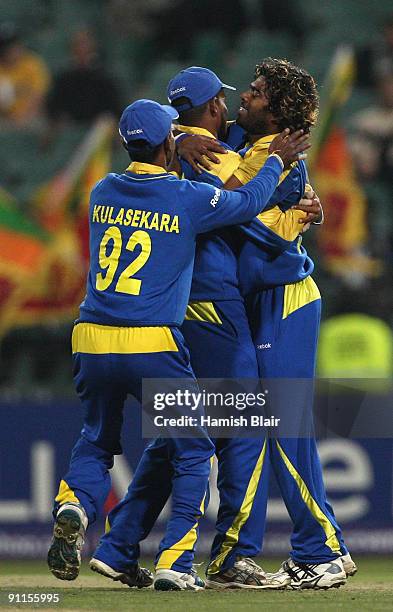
[237,111,270,136]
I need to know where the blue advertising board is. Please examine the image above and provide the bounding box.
[0,399,392,558]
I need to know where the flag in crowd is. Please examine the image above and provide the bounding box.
[309,46,380,280]
[0,191,51,336]
[0,117,114,336]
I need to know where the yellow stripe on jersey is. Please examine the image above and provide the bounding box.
[177,125,241,184]
[155,488,208,570]
[207,440,267,575]
[155,523,199,570]
[72,323,178,354]
[282,276,321,320]
[185,301,223,324]
[275,441,341,553]
[55,480,80,505]
[256,206,305,241]
[234,133,295,186]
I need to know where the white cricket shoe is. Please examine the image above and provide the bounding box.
[89,557,153,588]
[278,557,347,590]
[154,568,205,591]
[206,556,290,589]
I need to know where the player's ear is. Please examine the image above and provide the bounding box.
[208,97,218,117]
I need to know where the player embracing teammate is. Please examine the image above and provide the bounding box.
[47,91,307,589]
[47,58,356,592]
[168,61,357,589]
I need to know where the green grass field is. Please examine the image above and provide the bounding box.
[1,558,392,611]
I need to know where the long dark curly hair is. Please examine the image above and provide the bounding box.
[255,58,319,132]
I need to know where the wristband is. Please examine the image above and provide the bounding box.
[268,153,284,171]
[312,207,324,225]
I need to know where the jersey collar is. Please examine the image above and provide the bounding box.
[248,133,280,149]
[177,124,216,139]
[126,162,168,175]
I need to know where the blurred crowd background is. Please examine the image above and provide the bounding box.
[0,0,392,395]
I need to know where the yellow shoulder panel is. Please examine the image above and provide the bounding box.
[234,144,291,185]
[203,150,241,184]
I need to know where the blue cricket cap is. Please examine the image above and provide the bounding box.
[119,99,179,148]
[167,66,236,111]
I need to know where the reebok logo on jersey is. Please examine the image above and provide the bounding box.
[257,343,272,349]
[210,188,221,207]
[170,86,186,96]
[127,128,143,135]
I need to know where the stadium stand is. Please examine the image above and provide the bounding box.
[0,0,392,393]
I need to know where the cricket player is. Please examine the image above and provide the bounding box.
[219,58,356,589]
[173,62,357,589]
[88,67,318,592]
[169,67,317,589]
[47,97,308,591]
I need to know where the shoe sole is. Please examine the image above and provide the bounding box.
[47,511,82,581]
[290,578,347,590]
[205,579,289,590]
[90,559,129,584]
[90,559,152,589]
[154,578,182,591]
[154,578,204,592]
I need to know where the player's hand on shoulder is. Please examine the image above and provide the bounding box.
[177,134,227,174]
[269,129,311,169]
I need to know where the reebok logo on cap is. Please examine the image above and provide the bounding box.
[167,66,236,110]
[119,99,179,148]
[170,87,186,96]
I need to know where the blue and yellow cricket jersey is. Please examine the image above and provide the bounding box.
[179,125,312,299]
[79,158,283,327]
[234,134,314,295]
[178,125,243,301]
